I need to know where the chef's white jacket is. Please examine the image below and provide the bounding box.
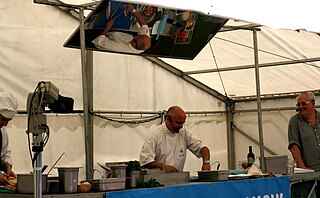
[0,128,12,168]
[139,123,206,171]
[92,25,150,54]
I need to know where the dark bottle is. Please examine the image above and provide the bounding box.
[247,146,255,166]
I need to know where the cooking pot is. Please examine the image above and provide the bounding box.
[109,164,127,178]
[87,178,125,192]
[197,170,229,182]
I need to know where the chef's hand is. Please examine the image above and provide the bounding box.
[125,4,135,13]
[162,164,179,172]
[0,173,9,185]
[201,163,211,171]
[6,170,16,178]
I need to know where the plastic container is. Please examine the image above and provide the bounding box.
[57,167,79,193]
[260,155,288,175]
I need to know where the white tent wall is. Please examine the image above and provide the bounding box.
[7,114,227,181]
[1,1,228,181]
[93,53,223,110]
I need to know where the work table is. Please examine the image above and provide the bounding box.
[1,173,319,198]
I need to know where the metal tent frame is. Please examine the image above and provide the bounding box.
[33,0,320,181]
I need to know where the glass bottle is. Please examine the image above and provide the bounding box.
[247,146,255,166]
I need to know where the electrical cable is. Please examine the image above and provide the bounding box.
[92,112,162,124]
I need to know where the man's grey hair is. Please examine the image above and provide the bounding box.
[297,91,315,101]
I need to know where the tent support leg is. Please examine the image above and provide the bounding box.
[226,100,235,169]
[79,8,94,180]
[253,29,266,172]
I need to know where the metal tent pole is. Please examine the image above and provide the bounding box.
[253,28,265,172]
[79,8,94,180]
[34,153,42,198]
[226,100,235,169]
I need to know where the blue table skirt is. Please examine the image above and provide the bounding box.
[106,176,290,198]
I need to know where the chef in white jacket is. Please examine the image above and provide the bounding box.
[0,92,18,185]
[139,106,211,172]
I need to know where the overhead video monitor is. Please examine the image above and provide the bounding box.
[64,0,228,60]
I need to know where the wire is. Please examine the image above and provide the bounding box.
[209,42,228,97]
[92,112,162,124]
[109,2,121,19]
[210,160,221,170]
[214,36,320,69]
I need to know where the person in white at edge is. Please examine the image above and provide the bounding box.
[0,92,18,185]
[139,106,211,172]
[92,4,151,54]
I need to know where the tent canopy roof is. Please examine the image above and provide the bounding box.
[41,0,320,98]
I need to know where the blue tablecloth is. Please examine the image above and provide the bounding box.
[106,176,290,198]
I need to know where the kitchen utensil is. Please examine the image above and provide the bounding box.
[47,152,66,175]
[97,162,111,178]
[42,165,48,173]
[93,168,104,178]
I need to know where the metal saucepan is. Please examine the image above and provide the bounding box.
[197,170,229,182]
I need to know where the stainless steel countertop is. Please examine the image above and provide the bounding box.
[289,172,320,182]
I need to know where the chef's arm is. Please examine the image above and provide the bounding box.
[143,161,179,172]
[125,4,147,26]
[2,162,15,178]
[101,18,114,36]
[289,144,310,169]
[200,146,211,170]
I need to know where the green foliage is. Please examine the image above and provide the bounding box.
[139,178,164,188]
[126,160,141,176]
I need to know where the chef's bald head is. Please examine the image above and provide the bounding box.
[167,106,185,117]
[0,92,18,119]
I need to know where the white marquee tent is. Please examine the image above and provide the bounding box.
[1,0,320,181]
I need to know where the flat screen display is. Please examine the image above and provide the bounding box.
[64,0,228,60]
